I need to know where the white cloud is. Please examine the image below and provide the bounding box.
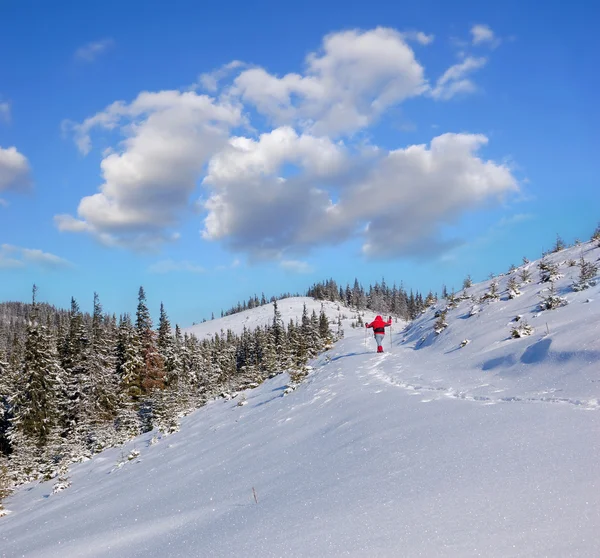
[202,133,518,259]
[201,126,348,256]
[62,26,506,260]
[0,102,10,123]
[58,90,244,249]
[471,24,500,47]
[0,198,8,207]
[0,146,32,193]
[232,27,429,136]
[401,31,435,45]
[148,259,205,274]
[280,260,314,274]
[75,38,115,62]
[0,244,71,269]
[431,57,487,100]
[198,61,246,92]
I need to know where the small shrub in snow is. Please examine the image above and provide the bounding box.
[538,258,562,283]
[462,275,473,289]
[446,292,459,309]
[591,222,600,243]
[567,259,577,267]
[52,466,71,494]
[552,234,566,253]
[433,309,448,334]
[572,256,598,291]
[289,367,309,384]
[469,304,480,317]
[522,256,530,265]
[538,282,568,311]
[127,449,140,461]
[424,292,437,307]
[519,267,532,283]
[460,339,470,348]
[507,276,521,299]
[511,320,534,338]
[508,263,517,274]
[480,281,500,302]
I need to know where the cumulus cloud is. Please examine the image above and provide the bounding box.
[471,24,500,47]
[0,146,32,193]
[202,133,518,259]
[75,38,115,62]
[62,26,509,259]
[57,90,243,249]
[148,259,205,274]
[431,56,487,99]
[0,244,72,269]
[232,27,429,136]
[201,126,348,256]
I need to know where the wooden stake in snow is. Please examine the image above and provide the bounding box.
[252,487,258,504]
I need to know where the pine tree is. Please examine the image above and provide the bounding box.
[117,314,143,401]
[9,287,62,480]
[507,276,521,299]
[272,301,285,361]
[318,306,332,346]
[0,352,12,458]
[572,256,598,291]
[83,295,119,452]
[136,287,165,394]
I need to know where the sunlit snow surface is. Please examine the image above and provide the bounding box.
[1,242,600,557]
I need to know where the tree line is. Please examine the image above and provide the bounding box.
[0,286,338,491]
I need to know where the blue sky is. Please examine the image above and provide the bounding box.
[1,0,599,326]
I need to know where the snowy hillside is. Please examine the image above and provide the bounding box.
[184,297,349,339]
[1,241,600,557]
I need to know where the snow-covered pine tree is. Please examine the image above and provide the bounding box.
[8,286,62,481]
[507,276,522,299]
[519,266,532,284]
[135,287,165,395]
[57,298,90,460]
[552,234,566,253]
[117,314,143,402]
[572,256,598,291]
[433,308,448,334]
[480,280,500,302]
[83,295,120,452]
[318,306,333,347]
[0,351,12,458]
[538,258,562,283]
[539,282,568,311]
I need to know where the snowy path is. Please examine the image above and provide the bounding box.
[359,351,600,411]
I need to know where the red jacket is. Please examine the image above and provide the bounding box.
[366,315,392,334]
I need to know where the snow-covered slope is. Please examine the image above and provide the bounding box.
[184,297,349,339]
[1,242,599,557]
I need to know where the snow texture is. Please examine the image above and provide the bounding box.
[1,241,600,557]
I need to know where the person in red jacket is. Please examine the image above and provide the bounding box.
[366,315,392,353]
